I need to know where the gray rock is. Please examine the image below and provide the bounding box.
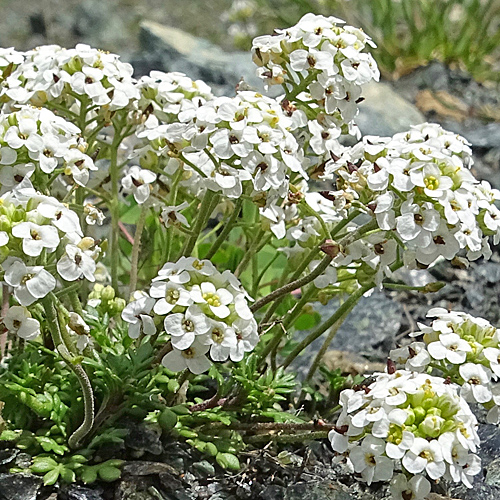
[0,449,18,467]
[439,120,500,151]
[285,481,353,500]
[0,473,42,500]
[261,485,286,500]
[327,291,403,356]
[60,485,104,500]
[125,424,163,456]
[133,20,263,96]
[192,460,215,477]
[356,81,426,137]
[123,461,179,476]
[486,457,500,487]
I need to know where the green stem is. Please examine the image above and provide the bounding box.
[235,229,268,277]
[42,295,94,449]
[251,254,331,313]
[303,288,370,386]
[259,246,321,325]
[181,190,217,257]
[251,218,377,314]
[204,197,243,260]
[257,286,316,365]
[109,129,122,292]
[281,283,373,370]
[245,430,328,444]
[129,204,149,298]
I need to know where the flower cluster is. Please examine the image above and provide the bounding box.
[330,370,481,495]
[136,90,310,235]
[391,308,500,424]
[121,257,258,374]
[0,187,101,341]
[0,106,95,190]
[252,13,379,142]
[325,123,500,270]
[0,44,139,119]
[136,70,213,125]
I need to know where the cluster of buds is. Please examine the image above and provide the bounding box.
[87,284,126,317]
[121,257,258,374]
[331,370,481,496]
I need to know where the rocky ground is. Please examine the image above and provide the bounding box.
[1,4,500,499]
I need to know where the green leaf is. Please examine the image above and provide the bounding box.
[43,466,61,486]
[31,456,58,474]
[158,409,178,432]
[98,465,122,482]
[216,452,240,470]
[294,311,321,330]
[261,411,305,423]
[204,442,218,457]
[59,466,76,483]
[79,466,98,484]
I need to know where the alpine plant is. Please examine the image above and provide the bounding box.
[0,12,498,496]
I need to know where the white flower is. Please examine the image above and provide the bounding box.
[289,49,334,73]
[427,332,471,364]
[37,201,82,235]
[11,221,60,257]
[121,166,156,204]
[459,363,492,403]
[3,258,56,306]
[348,435,394,485]
[57,243,96,282]
[164,305,210,350]
[3,305,40,340]
[190,282,234,319]
[390,474,431,500]
[84,204,105,225]
[402,437,446,479]
[207,319,237,362]
[162,339,212,374]
[121,294,157,339]
[151,282,192,315]
[161,202,190,228]
[230,317,259,362]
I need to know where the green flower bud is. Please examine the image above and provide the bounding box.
[436,395,459,419]
[426,407,442,417]
[11,208,26,222]
[101,286,115,301]
[404,408,416,426]
[418,414,444,439]
[440,420,457,434]
[0,215,10,231]
[413,406,426,424]
[111,298,126,314]
[7,114,17,127]
[477,209,496,236]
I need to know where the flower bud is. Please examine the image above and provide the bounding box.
[11,208,25,222]
[418,414,444,438]
[413,406,426,424]
[101,286,116,301]
[0,215,10,231]
[110,298,126,314]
